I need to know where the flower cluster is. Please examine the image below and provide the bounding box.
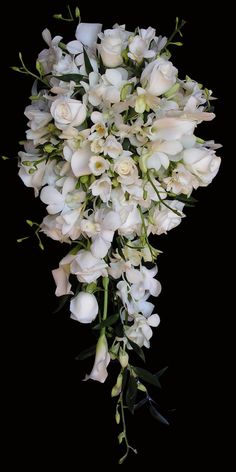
[16,13,221,463]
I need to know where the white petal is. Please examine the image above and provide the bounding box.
[52,267,72,296]
[91,236,109,258]
[105,69,122,86]
[147,314,160,327]
[71,146,92,177]
[157,140,183,155]
[76,23,102,48]
[40,186,64,214]
[67,40,83,55]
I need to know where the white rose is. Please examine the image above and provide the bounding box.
[114,156,139,185]
[71,249,108,283]
[70,292,98,323]
[51,97,87,130]
[98,28,126,68]
[141,58,177,96]
[84,334,110,383]
[163,163,199,196]
[182,148,221,186]
[151,200,185,235]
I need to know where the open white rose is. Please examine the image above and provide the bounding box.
[182,147,221,186]
[70,292,98,323]
[141,58,177,96]
[114,156,139,185]
[51,97,87,130]
[84,334,110,383]
[151,200,185,235]
[98,27,126,68]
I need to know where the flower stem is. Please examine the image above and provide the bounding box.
[147,171,182,216]
[101,277,109,335]
[118,389,137,464]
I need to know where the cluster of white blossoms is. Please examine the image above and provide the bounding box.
[18,21,221,389]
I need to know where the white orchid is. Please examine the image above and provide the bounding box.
[71,250,108,283]
[81,209,121,258]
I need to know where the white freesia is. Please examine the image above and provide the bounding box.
[70,292,98,323]
[51,97,87,130]
[84,334,110,383]
[89,155,109,175]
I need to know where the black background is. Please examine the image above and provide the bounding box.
[1,1,228,469]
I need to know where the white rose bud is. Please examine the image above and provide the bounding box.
[141,58,177,96]
[51,97,87,130]
[98,28,125,68]
[70,292,98,323]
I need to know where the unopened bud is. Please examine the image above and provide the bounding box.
[119,348,129,368]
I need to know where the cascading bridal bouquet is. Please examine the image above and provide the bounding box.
[14,8,221,463]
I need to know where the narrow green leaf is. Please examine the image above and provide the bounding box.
[133,367,161,388]
[126,375,138,414]
[53,74,84,83]
[75,345,96,361]
[53,294,70,314]
[134,396,148,411]
[83,47,93,75]
[149,405,170,425]
[155,366,168,379]
[92,313,120,330]
[127,339,146,362]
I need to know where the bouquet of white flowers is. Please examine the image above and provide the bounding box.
[14,7,221,463]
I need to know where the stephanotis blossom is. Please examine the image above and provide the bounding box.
[15,11,221,463]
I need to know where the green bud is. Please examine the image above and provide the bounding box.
[115,410,120,424]
[80,175,89,184]
[85,282,97,294]
[119,348,129,368]
[112,178,119,188]
[164,83,180,98]
[138,154,148,173]
[1,155,10,160]
[120,83,133,101]
[75,6,80,18]
[43,143,55,153]
[22,161,32,166]
[36,60,44,77]
[135,95,146,114]
[118,432,125,444]
[29,168,36,174]
[137,382,147,393]
[53,14,63,19]
[121,48,129,62]
[26,220,34,227]
[143,189,148,200]
[195,137,205,144]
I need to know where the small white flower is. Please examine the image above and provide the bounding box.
[89,174,112,202]
[89,155,109,176]
[164,163,199,196]
[103,135,123,159]
[150,200,185,235]
[125,313,160,348]
[70,292,98,323]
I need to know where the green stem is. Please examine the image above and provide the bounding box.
[137,205,155,261]
[118,389,137,464]
[147,171,182,216]
[101,277,109,335]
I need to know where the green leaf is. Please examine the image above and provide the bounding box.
[133,367,161,388]
[122,367,128,391]
[122,138,130,150]
[53,74,85,83]
[92,313,120,330]
[53,294,70,314]
[134,397,148,411]
[75,345,96,361]
[126,375,138,414]
[149,405,170,425]
[127,339,146,363]
[155,366,168,379]
[83,47,93,75]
